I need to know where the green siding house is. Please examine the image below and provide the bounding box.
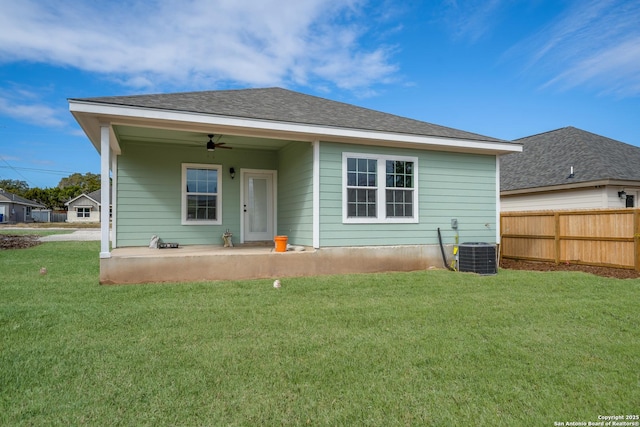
[69,88,521,284]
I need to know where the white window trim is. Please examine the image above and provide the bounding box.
[76,207,91,218]
[342,152,419,224]
[181,163,222,225]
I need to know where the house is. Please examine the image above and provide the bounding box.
[0,189,46,223]
[500,127,640,212]
[65,188,108,223]
[69,87,521,284]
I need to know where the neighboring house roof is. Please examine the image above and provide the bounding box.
[0,189,46,208]
[65,188,109,206]
[501,127,640,192]
[71,87,507,144]
[86,189,102,204]
[65,189,100,206]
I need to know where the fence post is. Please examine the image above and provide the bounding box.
[554,212,560,265]
[635,209,640,271]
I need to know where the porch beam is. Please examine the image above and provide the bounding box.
[99,124,111,258]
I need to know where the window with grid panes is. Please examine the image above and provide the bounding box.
[76,207,91,218]
[343,153,418,223]
[182,164,222,225]
[346,157,378,218]
[385,160,414,217]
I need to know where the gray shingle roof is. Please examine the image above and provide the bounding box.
[69,189,108,205]
[501,126,640,191]
[0,189,46,208]
[86,189,101,204]
[71,87,505,143]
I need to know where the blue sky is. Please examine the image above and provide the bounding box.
[1,0,639,189]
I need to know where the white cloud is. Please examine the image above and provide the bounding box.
[0,155,21,162]
[508,0,640,97]
[0,0,398,92]
[0,97,66,128]
[439,0,506,42]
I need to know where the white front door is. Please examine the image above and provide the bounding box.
[242,170,276,242]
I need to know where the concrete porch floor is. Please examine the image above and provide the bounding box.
[111,244,284,258]
[100,244,445,284]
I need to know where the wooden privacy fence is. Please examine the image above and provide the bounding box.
[500,209,640,270]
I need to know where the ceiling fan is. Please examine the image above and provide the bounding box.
[206,134,232,151]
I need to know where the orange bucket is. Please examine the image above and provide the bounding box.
[274,235,288,252]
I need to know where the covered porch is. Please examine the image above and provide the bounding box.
[100,244,445,284]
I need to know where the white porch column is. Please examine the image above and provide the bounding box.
[110,150,117,249]
[495,155,501,245]
[100,124,111,258]
[312,140,320,248]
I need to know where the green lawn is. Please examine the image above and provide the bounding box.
[1,242,639,426]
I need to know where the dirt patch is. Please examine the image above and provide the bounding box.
[0,234,42,250]
[500,258,640,279]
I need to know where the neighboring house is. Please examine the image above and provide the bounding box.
[69,87,521,283]
[501,127,640,212]
[65,189,107,223]
[0,189,46,223]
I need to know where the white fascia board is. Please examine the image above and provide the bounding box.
[65,193,100,207]
[500,179,640,196]
[69,101,522,154]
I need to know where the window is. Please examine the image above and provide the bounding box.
[182,163,222,225]
[626,194,635,208]
[386,160,413,217]
[76,207,91,218]
[343,153,418,223]
[346,157,377,218]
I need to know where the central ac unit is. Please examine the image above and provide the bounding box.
[458,243,497,275]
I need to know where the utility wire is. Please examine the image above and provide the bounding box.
[0,165,76,176]
[0,156,34,186]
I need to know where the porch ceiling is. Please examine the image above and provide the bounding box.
[113,125,293,151]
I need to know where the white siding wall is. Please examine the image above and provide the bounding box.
[502,187,604,212]
[501,186,640,212]
[605,187,639,208]
[67,209,101,223]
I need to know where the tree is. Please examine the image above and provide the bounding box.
[0,179,29,196]
[58,172,100,192]
[0,173,103,210]
[24,187,49,205]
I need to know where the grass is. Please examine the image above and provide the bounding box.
[1,242,639,426]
